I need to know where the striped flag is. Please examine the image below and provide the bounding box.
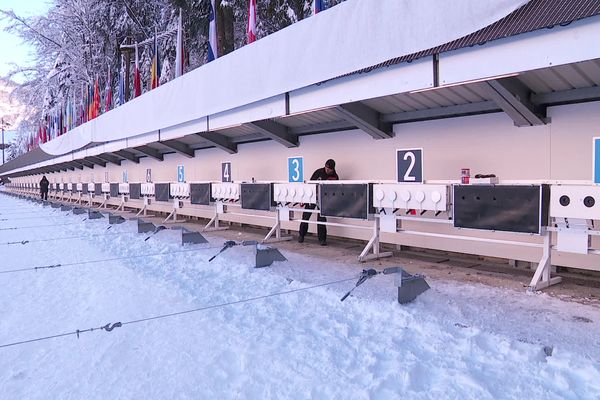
[313,0,324,15]
[134,44,142,97]
[94,78,101,118]
[208,0,217,62]
[150,29,161,89]
[247,0,257,44]
[175,8,185,76]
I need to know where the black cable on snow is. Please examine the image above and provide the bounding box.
[0,245,225,275]
[0,276,358,349]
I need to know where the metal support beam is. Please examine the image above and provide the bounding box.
[484,78,547,127]
[68,161,83,170]
[135,145,164,161]
[96,153,122,166]
[246,119,298,147]
[336,101,393,139]
[382,101,500,124]
[159,139,195,158]
[196,132,237,154]
[531,86,600,106]
[73,159,95,169]
[290,120,355,135]
[111,150,140,164]
[84,156,107,168]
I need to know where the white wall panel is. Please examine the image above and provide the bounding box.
[288,59,433,114]
[439,16,600,86]
[160,117,208,141]
[209,95,287,131]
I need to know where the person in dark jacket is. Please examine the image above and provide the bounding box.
[39,176,49,200]
[298,159,339,246]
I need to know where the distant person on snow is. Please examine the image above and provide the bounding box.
[39,175,49,200]
[298,159,339,246]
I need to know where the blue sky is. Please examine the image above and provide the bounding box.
[0,0,50,82]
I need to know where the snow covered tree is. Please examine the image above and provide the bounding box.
[1,0,346,158]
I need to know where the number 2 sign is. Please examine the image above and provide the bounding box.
[397,148,423,183]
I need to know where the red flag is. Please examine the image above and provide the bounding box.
[94,78,101,118]
[247,0,257,44]
[134,44,141,97]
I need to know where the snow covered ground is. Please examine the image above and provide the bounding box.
[0,194,599,399]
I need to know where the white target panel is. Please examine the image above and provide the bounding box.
[118,183,130,195]
[273,183,317,204]
[76,183,83,192]
[372,184,449,212]
[87,183,95,193]
[141,183,155,196]
[170,182,190,198]
[101,183,111,193]
[211,182,240,201]
[550,185,600,220]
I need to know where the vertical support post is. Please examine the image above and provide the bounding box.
[358,216,393,262]
[262,208,292,243]
[528,229,562,291]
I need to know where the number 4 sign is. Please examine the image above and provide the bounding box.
[397,148,423,183]
[221,162,232,182]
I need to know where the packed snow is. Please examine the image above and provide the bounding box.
[0,194,599,399]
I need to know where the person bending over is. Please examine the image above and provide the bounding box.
[298,159,339,246]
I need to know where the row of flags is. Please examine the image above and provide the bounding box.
[27,1,326,152]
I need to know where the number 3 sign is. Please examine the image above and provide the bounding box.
[397,148,423,183]
[288,156,304,183]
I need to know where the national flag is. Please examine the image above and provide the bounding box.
[134,43,142,97]
[119,56,125,105]
[208,0,218,62]
[88,84,93,120]
[105,66,113,111]
[313,0,324,15]
[150,29,161,89]
[43,119,48,143]
[94,77,101,118]
[247,0,257,44]
[175,8,185,76]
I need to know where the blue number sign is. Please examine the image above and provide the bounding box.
[122,170,128,183]
[288,156,304,182]
[177,165,185,183]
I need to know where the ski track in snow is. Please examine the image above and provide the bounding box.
[0,195,599,399]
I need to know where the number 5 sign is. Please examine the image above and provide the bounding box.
[288,156,304,182]
[397,148,423,183]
